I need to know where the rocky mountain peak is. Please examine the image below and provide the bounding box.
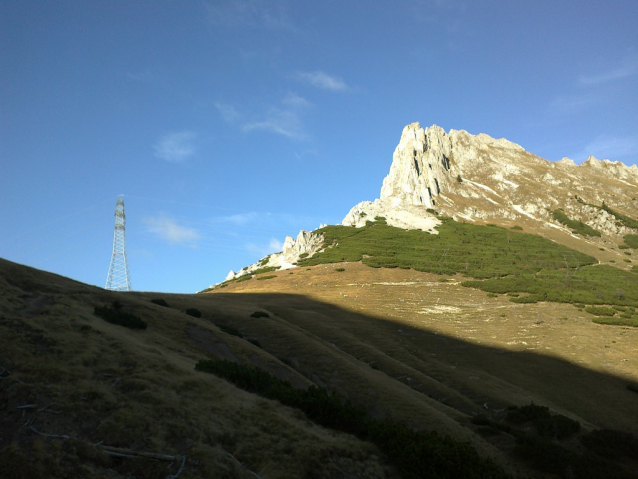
[345,122,637,255]
[221,122,638,286]
[380,123,452,208]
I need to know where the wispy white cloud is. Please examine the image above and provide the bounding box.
[145,215,201,246]
[246,237,284,257]
[269,238,283,251]
[295,71,348,91]
[204,0,296,32]
[282,92,312,109]
[242,92,311,139]
[294,149,318,160]
[126,69,152,82]
[215,102,241,123]
[215,212,259,226]
[243,108,304,138]
[571,135,638,164]
[579,58,638,86]
[154,131,196,162]
[549,93,600,115]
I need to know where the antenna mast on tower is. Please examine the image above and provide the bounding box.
[105,195,132,291]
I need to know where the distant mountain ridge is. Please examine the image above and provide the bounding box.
[217,122,638,286]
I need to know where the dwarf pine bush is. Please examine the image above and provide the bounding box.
[94,302,147,330]
[195,359,511,479]
[552,209,601,237]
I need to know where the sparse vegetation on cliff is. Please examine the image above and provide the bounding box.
[602,202,638,229]
[552,209,601,237]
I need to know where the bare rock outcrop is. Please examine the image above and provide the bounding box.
[343,122,638,245]
[224,229,324,282]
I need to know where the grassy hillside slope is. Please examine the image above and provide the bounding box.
[3,231,638,478]
[0,258,399,479]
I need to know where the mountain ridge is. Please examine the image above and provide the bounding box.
[219,122,638,286]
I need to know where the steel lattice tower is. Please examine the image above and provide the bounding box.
[105,195,132,291]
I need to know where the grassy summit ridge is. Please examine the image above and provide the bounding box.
[298,219,638,312]
[300,218,596,278]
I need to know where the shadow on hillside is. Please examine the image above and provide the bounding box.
[186,291,638,435]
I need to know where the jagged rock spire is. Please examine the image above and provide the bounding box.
[380,123,453,208]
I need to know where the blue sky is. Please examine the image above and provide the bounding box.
[1,1,637,293]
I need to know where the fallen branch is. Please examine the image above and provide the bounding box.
[16,404,37,409]
[30,426,69,440]
[166,455,187,479]
[38,403,62,414]
[100,445,178,462]
[225,452,261,479]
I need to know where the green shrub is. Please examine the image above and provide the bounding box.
[464,265,638,310]
[299,252,309,258]
[457,174,463,183]
[299,219,596,279]
[250,311,270,318]
[335,268,345,272]
[426,208,439,215]
[512,435,627,478]
[624,234,638,249]
[471,414,491,426]
[195,359,511,479]
[252,266,278,275]
[509,294,540,303]
[486,293,498,298]
[504,403,579,439]
[236,275,252,282]
[185,308,202,318]
[618,245,630,250]
[510,226,523,230]
[581,429,638,460]
[602,203,638,229]
[217,324,242,338]
[552,210,601,237]
[584,306,615,317]
[256,275,277,280]
[94,302,147,330]
[592,316,638,327]
[258,256,270,266]
[150,298,169,307]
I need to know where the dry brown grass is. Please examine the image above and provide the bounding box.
[2,256,638,478]
[0,258,396,479]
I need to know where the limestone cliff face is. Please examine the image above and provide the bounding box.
[380,124,453,208]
